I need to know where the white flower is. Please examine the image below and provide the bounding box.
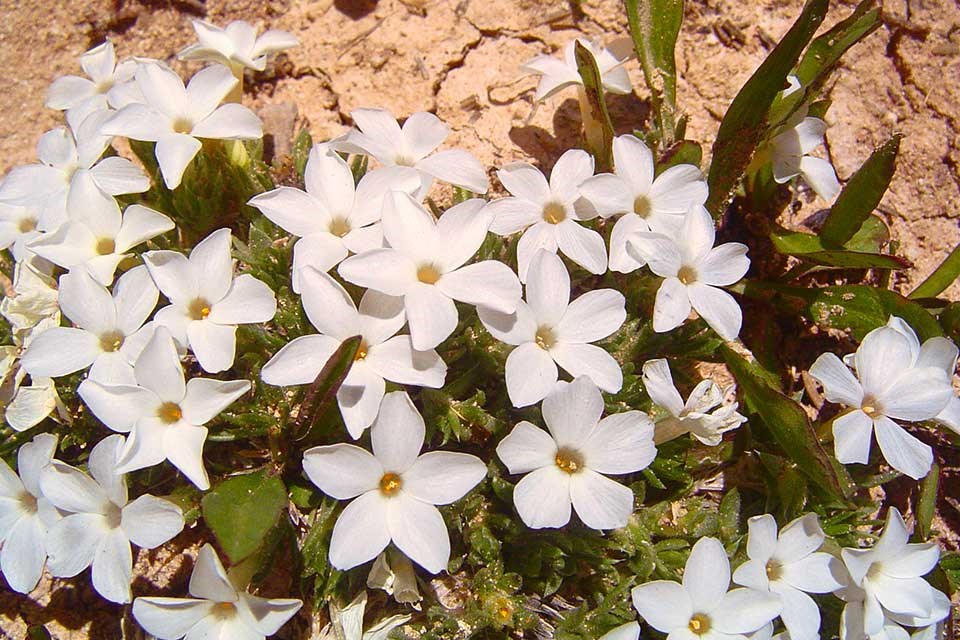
[631,537,783,640]
[479,249,625,407]
[839,589,951,640]
[22,266,158,383]
[46,41,137,115]
[642,358,746,446]
[102,63,262,189]
[732,514,846,640]
[838,508,945,638]
[332,107,488,196]
[366,550,422,605]
[132,543,302,639]
[496,376,655,530]
[0,200,45,262]
[579,134,708,273]
[325,590,412,640]
[41,434,184,603]
[1,314,65,432]
[485,149,606,281]
[77,327,251,490]
[28,173,174,286]
[0,112,149,226]
[179,19,299,72]
[769,111,840,202]
[520,37,632,101]
[0,433,58,593]
[600,623,641,640]
[303,391,486,573]
[0,259,59,332]
[248,143,420,292]
[143,227,277,373]
[261,268,446,438]
[627,205,750,340]
[809,319,954,480]
[338,192,521,351]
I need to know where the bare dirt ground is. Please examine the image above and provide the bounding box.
[0,0,958,637]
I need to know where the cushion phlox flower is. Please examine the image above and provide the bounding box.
[520,37,632,101]
[732,513,846,640]
[627,204,750,340]
[302,391,486,573]
[248,143,421,292]
[478,249,625,407]
[838,508,946,638]
[40,434,184,603]
[579,134,708,273]
[22,266,158,383]
[261,267,446,438]
[838,586,949,640]
[808,319,954,480]
[642,358,746,446]
[326,589,413,640]
[332,107,489,197]
[27,173,174,285]
[0,199,45,263]
[338,192,521,351]
[631,536,783,640]
[46,40,137,115]
[769,110,840,202]
[1,318,65,432]
[76,327,251,490]
[132,543,303,640]
[496,376,655,530]
[485,148,607,281]
[179,19,299,73]
[600,622,641,640]
[0,433,58,593]
[143,227,277,373]
[0,259,59,332]
[102,62,263,189]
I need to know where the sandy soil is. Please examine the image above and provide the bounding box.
[0,0,959,637]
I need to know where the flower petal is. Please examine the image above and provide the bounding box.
[557,289,625,343]
[44,513,104,578]
[238,593,303,636]
[781,552,846,593]
[485,197,540,236]
[435,198,492,272]
[550,342,623,393]
[613,134,655,195]
[364,336,447,388]
[329,491,391,571]
[712,588,782,634]
[142,251,198,306]
[512,465,571,529]
[687,283,741,341]
[337,363,386,439]
[402,451,486,505]
[40,460,108,514]
[114,204,175,253]
[388,493,450,574]
[303,444,382,499]
[809,353,863,408]
[873,415,933,480]
[261,334,342,386]
[697,243,750,287]
[496,421,557,475]
[208,274,276,326]
[525,249,570,327]
[439,261,522,314]
[187,320,238,374]
[189,544,238,602]
[0,515,47,592]
[113,265,159,336]
[416,149,489,194]
[371,391,424,473]
[631,580,693,633]
[555,219,607,275]
[832,410,874,464]
[581,411,656,475]
[505,342,559,408]
[478,300,538,346]
[182,378,250,425]
[496,162,551,205]
[549,149,594,204]
[855,326,914,397]
[880,367,952,422]
[338,248,417,297]
[163,425,210,490]
[641,359,685,417]
[541,376,604,447]
[248,186,327,238]
[191,104,262,140]
[683,537,731,612]
[404,283,458,351]
[516,222,559,282]
[579,173,632,218]
[132,597,215,640]
[569,468,633,530]
[155,132,202,190]
[744,514,779,564]
[135,328,186,402]
[121,494,184,549]
[21,327,100,377]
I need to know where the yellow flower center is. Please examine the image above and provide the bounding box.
[18,218,37,233]
[96,237,116,255]
[417,264,442,285]
[99,330,125,353]
[861,396,882,418]
[211,602,237,619]
[688,613,711,635]
[105,503,122,529]
[554,447,584,474]
[157,402,183,424]
[677,265,697,285]
[542,202,566,224]
[395,154,415,167]
[172,117,194,134]
[379,472,403,496]
[354,340,369,361]
[633,194,652,218]
[535,326,556,350]
[328,217,351,238]
[189,298,212,321]
[19,491,37,514]
[766,560,783,581]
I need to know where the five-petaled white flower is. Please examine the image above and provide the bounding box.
[46,41,137,115]
[769,111,841,202]
[627,205,750,340]
[261,268,446,438]
[102,63,262,189]
[132,543,302,640]
[28,173,174,286]
[809,318,954,480]
[333,107,489,196]
[485,149,606,281]
[77,327,251,490]
[339,192,521,351]
[520,37,632,102]
[479,250,625,407]
[838,585,950,640]
[496,376,655,530]
[144,227,277,373]
[838,508,945,638]
[248,143,420,292]
[631,537,783,640]
[642,358,746,446]
[179,19,299,73]
[22,266,158,384]
[303,391,486,573]
[0,200,45,263]
[732,513,846,640]
[41,434,184,603]
[0,433,58,593]
[579,134,708,273]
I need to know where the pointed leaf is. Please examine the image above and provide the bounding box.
[909,243,960,299]
[574,40,616,172]
[201,470,288,563]
[625,0,684,143]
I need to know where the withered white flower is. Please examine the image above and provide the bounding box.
[179,19,299,73]
[520,37,632,101]
[769,110,840,202]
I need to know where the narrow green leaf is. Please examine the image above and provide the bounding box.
[718,488,741,543]
[201,470,288,563]
[909,243,960,299]
[706,0,828,216]
[721,345,852,500]
[295,335,361,436]
[820,135,901,246]
[769,227,908,270]
[657,140,702,173]
[291,128,313,177]
[573,40,616,171]
[916,462,939,539]
[624,0,684,143]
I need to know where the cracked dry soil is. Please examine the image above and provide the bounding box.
[0,0,959,638]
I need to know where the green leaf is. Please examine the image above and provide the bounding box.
[721,344,853,500]
[292,128,313,177]
[909,243,960,299]
[201,469,288,563]
[769,226,908,270]
[624,0,684,144]
[706,0,828,216]
[658,140,702,172]
[916,462,939,539]
[295,335,361,436]
[573,40,616,171]
[718,488,741,543]
[820,135,901,246]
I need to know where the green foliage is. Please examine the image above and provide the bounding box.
[201,469,288,564]
[910,243,960,299]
